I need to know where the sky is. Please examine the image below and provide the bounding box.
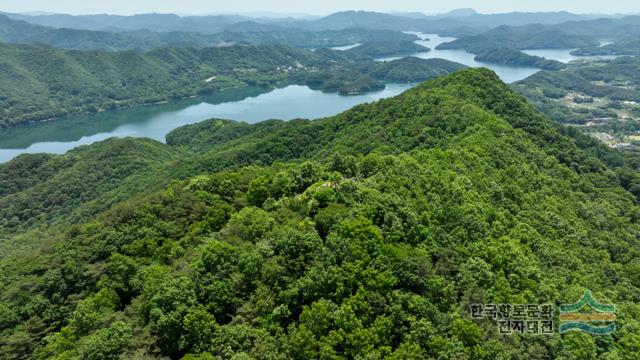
[1,0,639,16]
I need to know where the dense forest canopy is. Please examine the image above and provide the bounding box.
[3,5,640,360]
[1,69,640,359]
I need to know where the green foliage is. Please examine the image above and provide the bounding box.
[81,321,131,360]
[246,176,271,207]
[1,69,640,359]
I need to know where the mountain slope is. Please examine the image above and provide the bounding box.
[1,68,639,359]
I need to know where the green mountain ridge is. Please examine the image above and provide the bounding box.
[1,68,639,359]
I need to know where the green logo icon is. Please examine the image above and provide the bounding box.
[559,290,615,335]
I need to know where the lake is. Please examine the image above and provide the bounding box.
[376,32,541,83]
[378,32,620,81]
[521,48,618,63]
[330,43,362,51]
[0,84,412,163]
[0,33,619,163]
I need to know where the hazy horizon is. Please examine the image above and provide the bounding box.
[2,1,639,17]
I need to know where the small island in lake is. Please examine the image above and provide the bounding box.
[475,48,567,70]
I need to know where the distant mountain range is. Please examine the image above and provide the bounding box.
[0,14,416,51]
[0,9,605,34]
[0,12,248,33]
[2,9,639,59]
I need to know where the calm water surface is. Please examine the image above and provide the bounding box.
[0,84,411,163]
[379,32,619,81]
[376,32,540,83]
[330,43,362,51]
[522,48,618,63]
[0,33,619,163]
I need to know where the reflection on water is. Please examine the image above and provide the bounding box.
[0,83,412,163]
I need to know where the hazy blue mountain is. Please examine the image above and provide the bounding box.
[3,10,598,35]
[297,11,426,31]
[0,15,416,51]
[460,11,588,26]
[432,8,478,18]
[1,12,250,33]
[550,16,640,41]
[1,12,123,30]
[0,14,136,49]
[437,24,600,53]
[219,21,286,33]
[289,10,592,31]
[388,12,431,19]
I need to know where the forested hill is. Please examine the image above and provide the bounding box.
[0,14,416,52]
[0,42,463,128]
[1,69,639,359]
[437,24,599,53]
[474,48,566,70]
